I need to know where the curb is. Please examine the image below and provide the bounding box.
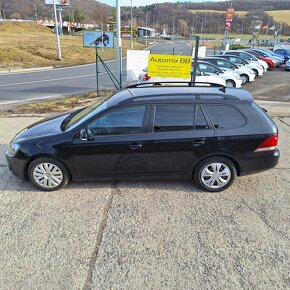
[0,66,53,74]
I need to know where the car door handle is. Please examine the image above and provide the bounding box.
[129,143,143,150]
[193,138,206,146]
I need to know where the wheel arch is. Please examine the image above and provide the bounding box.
[24,154,72,181]
[191,154,241,177]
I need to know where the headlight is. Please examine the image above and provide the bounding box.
[8,143,21,155]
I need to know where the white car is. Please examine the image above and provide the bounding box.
[138,67,227,86]
[213,54,256,83]
[238,49,268,71]
[197,61,243,88]
[219,50,264,77]
[201,57,255,84]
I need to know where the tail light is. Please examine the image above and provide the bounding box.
[143,73,151,81]
[255,134,278,152]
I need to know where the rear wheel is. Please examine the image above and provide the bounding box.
[194,157,237,192]
[28,157,69,191]
[240,74,249,84]
[225,80,235,88]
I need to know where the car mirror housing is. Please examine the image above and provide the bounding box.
[80,129,88,141]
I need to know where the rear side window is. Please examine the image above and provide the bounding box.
[154,105,194,132]
[195,106,209,130]
[205,105,246,128]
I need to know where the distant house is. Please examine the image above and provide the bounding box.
[138,27,156,38]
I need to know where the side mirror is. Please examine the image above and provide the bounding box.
[80,129,88,141]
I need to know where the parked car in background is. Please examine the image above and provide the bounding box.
[273,48,290,63]
[196,60,243,88]
[238,50,268,71]
[200,56,255,84]
[250,48,283,67]
[218,50,264,77]
[285,59,290,71]
[214,54,256,82]
[138,66,226,86]
[244,50,277,70]
[6,83,280,192]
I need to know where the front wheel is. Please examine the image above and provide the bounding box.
[225,80,236,88]
[28,157,70,191]
[240,74,249,84]
[194,157,237,192]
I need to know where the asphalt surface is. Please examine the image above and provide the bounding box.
[0,109,290,289]
[0,41,192,106]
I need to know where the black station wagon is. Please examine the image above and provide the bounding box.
[6,83,280,192]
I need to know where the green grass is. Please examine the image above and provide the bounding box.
[0,22,147,68]
[4,91,114,115]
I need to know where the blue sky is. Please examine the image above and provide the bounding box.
[97,0,223,7]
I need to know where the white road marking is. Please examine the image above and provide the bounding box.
[0,68,127,88]
[0,95,59,105]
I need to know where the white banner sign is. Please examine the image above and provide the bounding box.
[126,50,150,82]
[45,0,69,5]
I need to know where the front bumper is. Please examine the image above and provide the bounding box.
[5,151,27,180]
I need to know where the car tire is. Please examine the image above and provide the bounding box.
[194,157,237,192]
[240,74,249,84]
[225,80,236,88]
[252,69,258,77]
[28,157,70,191]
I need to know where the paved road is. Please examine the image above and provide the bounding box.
[0,41,192,106]
[0,113,290,289]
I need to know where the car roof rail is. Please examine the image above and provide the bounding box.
[126,82,227,89]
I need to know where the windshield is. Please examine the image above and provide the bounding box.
[65,101,108,131]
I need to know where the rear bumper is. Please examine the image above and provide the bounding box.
[238,149,280,176]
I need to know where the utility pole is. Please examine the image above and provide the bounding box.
[116,0,122,89]
[34,0,38,21]
[130,0,133,49]
[145,10,148,45]
[53,0,62,60]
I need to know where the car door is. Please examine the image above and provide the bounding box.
[143,104,214,177]
[72,105,149,179]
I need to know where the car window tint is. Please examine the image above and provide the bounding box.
[195,106,209,130]
[205,105,246,128]
[217,60,232,68]
[154,105,194,132]
[198,63,217,73]
[87,106,146,136]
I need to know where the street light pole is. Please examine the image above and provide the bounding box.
[53,0,62,60]
[145,10,148,45]
[130,0,133,49]
[116,0,122,89]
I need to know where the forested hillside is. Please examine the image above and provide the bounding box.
[0,0,113,23]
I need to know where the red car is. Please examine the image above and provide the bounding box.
[245,50,276,70]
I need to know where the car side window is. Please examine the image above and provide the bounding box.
[153,105,194,132]
[87,106,146,136]
[195,106,209,130]
[198,63,217,73]
[205,105,246,128]
[217,60,232,68]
